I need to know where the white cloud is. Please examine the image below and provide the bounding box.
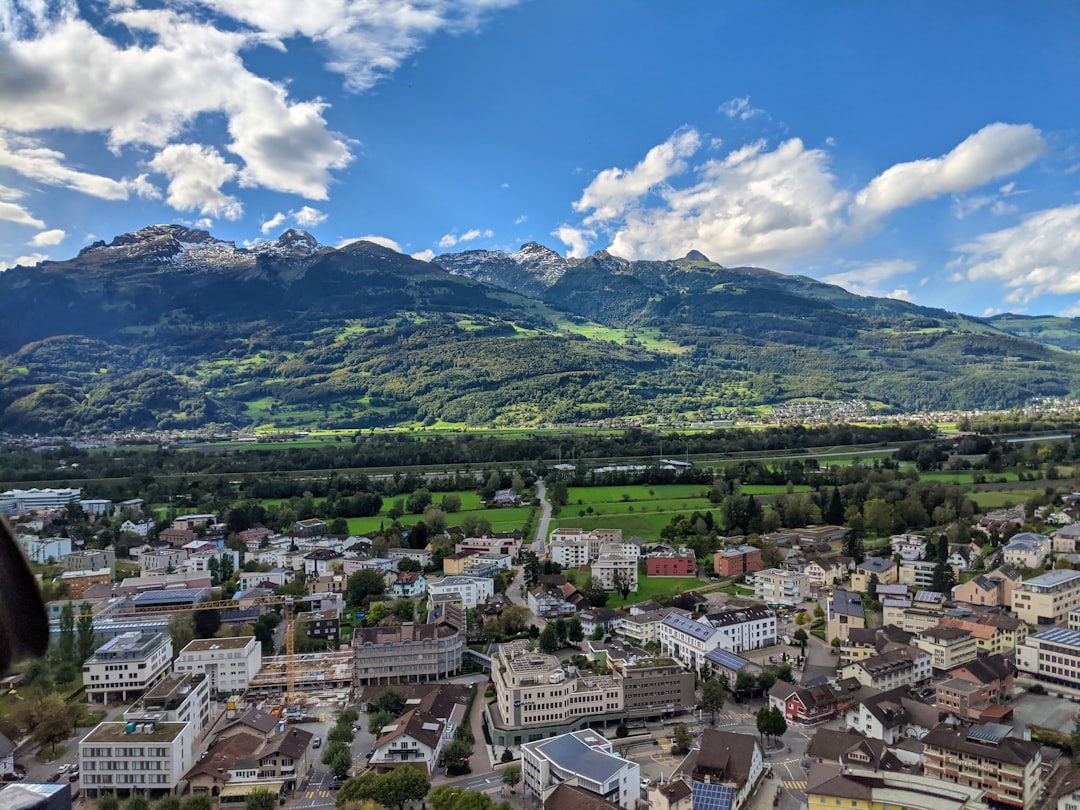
[990,200,1018,216]
[189,0,520,93]
[600,137,847,265]
[953,203,1080,305]
[0,131,138,200]
[436,228,493,249]
[412,248,435,262]
[822,259,918,299]
[573,128,700,225]
[0,252,49,271]
[0,11,352,200]
[514,214,527,225]
[29,228,66,246]
[554,225,593,259]
[148,143,243,220]
[338,235,403,252]
[261,212,287,234]
[851,123,1044,227]
[292,206,327,227]
[0,201,45,228]
[718,96,765,120]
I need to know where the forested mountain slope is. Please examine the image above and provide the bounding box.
[0,225,1075,434]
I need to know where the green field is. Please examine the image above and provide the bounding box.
[968,489,1046,510]
[561,569,703,607]
[566,485,710,504]
[347,505,531,536]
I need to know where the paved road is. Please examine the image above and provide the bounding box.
[532,479,552,552]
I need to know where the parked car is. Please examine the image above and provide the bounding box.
[312,736,322,748]
[57,764,71,773]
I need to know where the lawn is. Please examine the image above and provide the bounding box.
[566,485,710,504]
[550,511,688,540]
[562,569,703,607]
[969,489,1046,510]
[346,505,531,536]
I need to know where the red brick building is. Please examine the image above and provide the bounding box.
[714,545,763,577]
[647,551,697,577]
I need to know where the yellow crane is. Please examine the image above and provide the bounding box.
[116,591,318,711]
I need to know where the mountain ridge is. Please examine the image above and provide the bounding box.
[1,224,1078,435]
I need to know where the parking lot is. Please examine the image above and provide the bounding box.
[1008,690,1080,733]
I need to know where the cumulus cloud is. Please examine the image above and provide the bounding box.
[953,203,1080,305]
[292,206,327,227]
[554,225,593,259]
[573,129,700,225]
[148,143,243,220]
[822,259,918,300]
[261,212,287,234]
[514,214,527,225]
[338,235,403,252]
[718,96,765,120]
[0,10,352,201]
[412,248,435,262]
[852,123,1044,227]
[437,228,493,249]
[569,134,847,265]
[29,228,66,246]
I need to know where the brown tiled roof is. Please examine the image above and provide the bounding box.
[659,780,692,802]
[261,727,313,760]
[683,729,760,788]
[923,723,1039,767]
[184,732,261,781]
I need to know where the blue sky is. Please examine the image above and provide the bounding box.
[2,1,1078,318]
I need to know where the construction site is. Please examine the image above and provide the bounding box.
[244,650,355,714]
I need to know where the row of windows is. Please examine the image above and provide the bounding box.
[83,746,170,757]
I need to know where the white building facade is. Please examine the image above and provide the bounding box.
[174,636,262,695]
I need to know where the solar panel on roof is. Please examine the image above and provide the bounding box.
[705,648,751,671]
[966,723,1009,743]
[692,782,734,810]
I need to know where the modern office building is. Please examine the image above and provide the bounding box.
[79,719,195,800]
[0,487,81,514]
[1012,569,1080,626]
[352,607,464,686]
[175,637,262,696]
[82,631,173,704]
[522,730,640,810]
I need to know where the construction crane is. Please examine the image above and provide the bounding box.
[116,591,320,712]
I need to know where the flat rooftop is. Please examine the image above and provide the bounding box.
[181,637,256,652]
[83,721,187,743]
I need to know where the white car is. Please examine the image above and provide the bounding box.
[57,764,71,773]
[640,778,652,789]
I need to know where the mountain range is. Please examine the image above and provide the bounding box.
[1,224,1077,435]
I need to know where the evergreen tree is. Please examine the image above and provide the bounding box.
[77,601,97,662]
[58,602,75,664]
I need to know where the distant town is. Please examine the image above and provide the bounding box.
[4,423,1080,810]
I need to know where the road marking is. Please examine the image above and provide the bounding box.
[783,780,807,790]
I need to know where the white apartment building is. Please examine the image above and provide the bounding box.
[1002,533,1052,570]
[840,644,931,690]
[549,531,591,568]
[79,719,195,800]
[703,605,777,654]
[175,636,262,695]
[1012,569,1080,626]
[83,631,173,704]
[137,547,189,573]
[426,576,495,610]
[617,607,687,647]
[659,612,723,671]
[20,536,73,564]
[899,559,937,589]
[591,544,639,593]
[522,729,640,810]
[751,568,808,606]
[890,534,928,561]
[123,673,212,737]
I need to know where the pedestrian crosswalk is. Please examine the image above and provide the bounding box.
[717,711,754,721]
[783,780,807,790]
[304,790,333,798]
[656,736,671,753]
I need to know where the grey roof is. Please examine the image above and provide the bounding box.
[829,590,865,618]
[532,733,626,783]
[857,557,895,574]
[662,612,716,641]
[705,648,756,672]
[1029,627,1080,647]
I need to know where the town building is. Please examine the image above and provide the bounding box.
[522,730,640,810]
[1016,627,1080,687]
[840,644,931,691]
[768,682,838,726]
[952,565,1022,607]
[352,607,464,686]
[0,487,81,514]
[19,536,73,564]
[1012,569,1080,626]
[850,557,898,592]
[491,640,622,747]
[617,607,687,648]
[842,684,942,744]
[701,605,777,654]
[713,545,762,577]
[79,719,196,799]
[297,609,340,648]
[934,678,1013,723]
[174,636,262,696]
[922,722,1044,810]
[391,571,427,598]
[1001,532,1051,570]
[302,548,343,576]
[938,608,1027,655]
[804,557,847,589]
[426,575,493,610]
[578,608,625,639]
[614,656,695,720]
[137,547,189,573]
[83,631,173,704]
[61,548,116,575]
[123,672,212,736]
[750,568,808,606]
[659,613,723,671]
[826,590,865,643]
[890,534,927,561]
[674,728,763,810]
[528,582,585,618]
[646,548,696,577]
[591,545,638,593]
[898,559,936,590]
[914,626,979,671]
[455,534,521,557]
[549,531,591,568]
[806,765,989,810]
[60,568,113,599]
